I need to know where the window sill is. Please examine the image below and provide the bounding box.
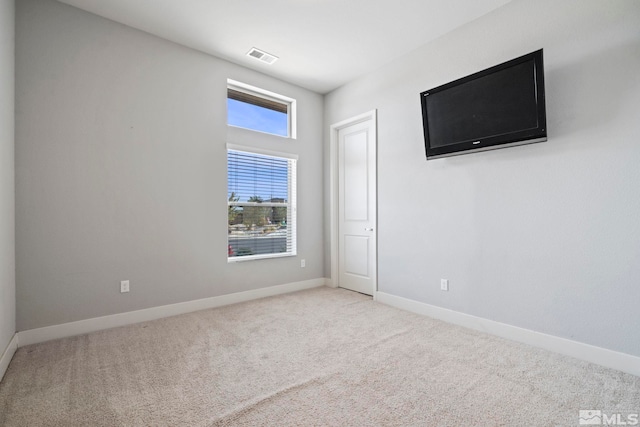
[227,252,297,263]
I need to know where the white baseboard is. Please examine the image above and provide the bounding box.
[18,278,327,347]
[0,334,18,382]
[375,291,640,378]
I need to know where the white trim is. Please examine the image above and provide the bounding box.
[17,279,325,347]
[329,110,378,292]
[0,334,18,382]
[330,110,378,132]
[227,143,299,161]
[375,291,640,377]
[227,252,296,263]
[289,155,297,256]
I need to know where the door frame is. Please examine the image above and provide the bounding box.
[329,110,378,296]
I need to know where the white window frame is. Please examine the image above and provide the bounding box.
[227,79,297,139]
[227,144,297,262]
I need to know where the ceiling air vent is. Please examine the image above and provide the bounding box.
[246,47,278,65]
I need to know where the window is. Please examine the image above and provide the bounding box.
[227,146,297,261]
[227,80,296,138]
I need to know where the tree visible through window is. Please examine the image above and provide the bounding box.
[227,149,297,260]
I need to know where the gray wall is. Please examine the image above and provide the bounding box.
[325,0,640,356]
[16,0,324,331]
[0,0,15,354]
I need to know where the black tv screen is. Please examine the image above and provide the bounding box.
[421,49,546,160]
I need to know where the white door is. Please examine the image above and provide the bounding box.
[336,115,377,295]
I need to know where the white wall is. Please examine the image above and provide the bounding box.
[15,0,324,330]
[325,0,640,356]
[0,0,15,358]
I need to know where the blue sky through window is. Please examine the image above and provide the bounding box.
[227,99,288,137]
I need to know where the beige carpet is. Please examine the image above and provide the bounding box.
[0,287,638,426]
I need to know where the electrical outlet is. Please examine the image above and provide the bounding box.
[440,279,449,291]
[301,259,306,268]
[120,280,130,293]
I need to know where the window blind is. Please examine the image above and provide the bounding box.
[227,149,296,260]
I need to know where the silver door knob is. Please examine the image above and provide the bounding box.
[364,227,374,231]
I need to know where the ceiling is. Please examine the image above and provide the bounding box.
[56,0,511,94]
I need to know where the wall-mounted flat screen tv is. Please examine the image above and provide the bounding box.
[421,49,546,160]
